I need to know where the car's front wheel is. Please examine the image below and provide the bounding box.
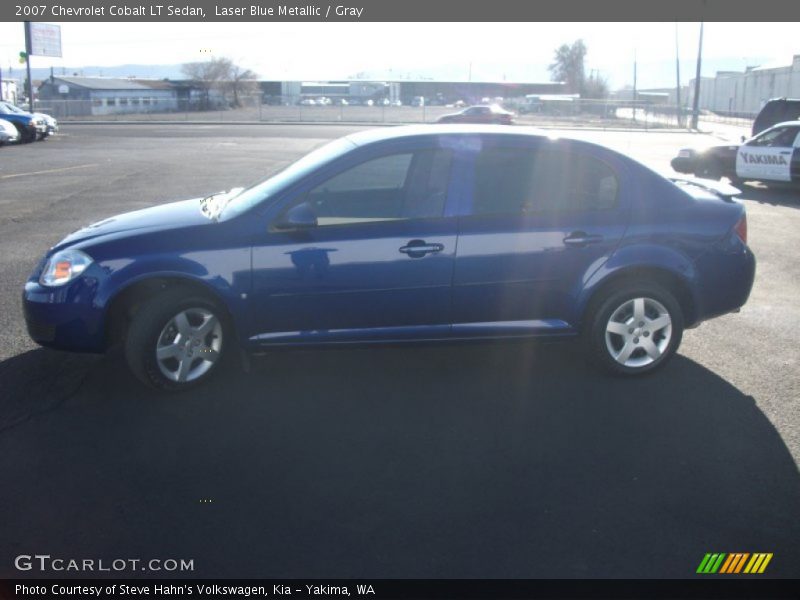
[696,160,722,180]
[587,282,684,376]
[124,288,231,391]
[16,124,36,144]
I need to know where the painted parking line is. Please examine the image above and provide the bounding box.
[0,163,99,180]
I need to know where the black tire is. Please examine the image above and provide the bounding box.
[15,124,36,144]
[586,281,684,376]
[728,176,747,188]
[696,160,722,180]
[124,287,233,392]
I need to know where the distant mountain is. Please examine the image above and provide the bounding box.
[13,64,187,83]
[347,62,552,84]
[5,55,778,89]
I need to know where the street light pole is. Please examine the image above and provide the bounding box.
[691,21,704,130]
[675,23,683,128]
[24,21,34,112]
[633,48,637,122]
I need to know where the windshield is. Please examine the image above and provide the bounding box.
[220,137,356,220]
[0,102,25,114]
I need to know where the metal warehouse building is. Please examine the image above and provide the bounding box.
[37,76,179,117]
[689,54,800,116]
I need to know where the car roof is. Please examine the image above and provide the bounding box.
[768,120,800,128]
[345,124,568,147]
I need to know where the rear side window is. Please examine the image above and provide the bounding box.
[471,147,619,216]
[779,101,800,121]
[754,100,800,133]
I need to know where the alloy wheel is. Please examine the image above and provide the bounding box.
[155,308,223,382]
[604,297,672,368]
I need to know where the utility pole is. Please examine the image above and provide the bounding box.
[691,21,704,130]
[23,21,35,112]
[675,23,683,128]
[632,49,637,122]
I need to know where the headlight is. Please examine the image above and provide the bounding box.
[678,149,693,158]
[39,249,93,286]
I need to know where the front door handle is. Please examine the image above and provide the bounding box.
[399,239,444,258]
[563,231,604,247]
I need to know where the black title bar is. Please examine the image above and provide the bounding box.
[2,579,800,600]
[5,0,800,22]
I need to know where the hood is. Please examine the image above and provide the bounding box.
[34,112,56,124]
[680,143,739,155]
[54,198,210,251]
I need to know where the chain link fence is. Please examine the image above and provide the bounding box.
[32,95,755,131]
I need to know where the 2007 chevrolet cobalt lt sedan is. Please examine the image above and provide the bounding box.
[23,125,755,391]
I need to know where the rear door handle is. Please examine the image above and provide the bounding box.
[399,239,444,258]
[563,231,604,247]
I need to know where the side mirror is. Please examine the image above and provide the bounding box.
[740,135,746,143]
[274,202,318,230]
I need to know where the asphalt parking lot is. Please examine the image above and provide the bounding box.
[1,124,798,579]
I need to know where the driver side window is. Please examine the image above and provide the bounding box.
[303,149,453,227]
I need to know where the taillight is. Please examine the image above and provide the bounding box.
[734,214,747,244]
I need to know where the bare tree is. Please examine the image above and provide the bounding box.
[181,58,230,110]
[181,57,258,110]
[223,60,258,108]
[583,71,610,99]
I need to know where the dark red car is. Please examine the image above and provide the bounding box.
[437,104,514,125]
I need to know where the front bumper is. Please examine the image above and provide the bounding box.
[671,156,695,174]
[22,273,107,353]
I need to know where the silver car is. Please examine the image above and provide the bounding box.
[0,118,20,145]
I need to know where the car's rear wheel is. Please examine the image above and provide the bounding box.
[124,288,231,391]
[587,282,684,376]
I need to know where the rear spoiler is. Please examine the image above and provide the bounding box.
[668,176,742,201]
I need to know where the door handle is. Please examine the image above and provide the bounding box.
[399,240,444,258]
[779,151,791,155]
[563,231,604,247]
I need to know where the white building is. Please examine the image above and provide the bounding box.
[1,79,19,104]
[689,55,800,116]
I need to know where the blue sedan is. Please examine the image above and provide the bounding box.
[23,126,756,390]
